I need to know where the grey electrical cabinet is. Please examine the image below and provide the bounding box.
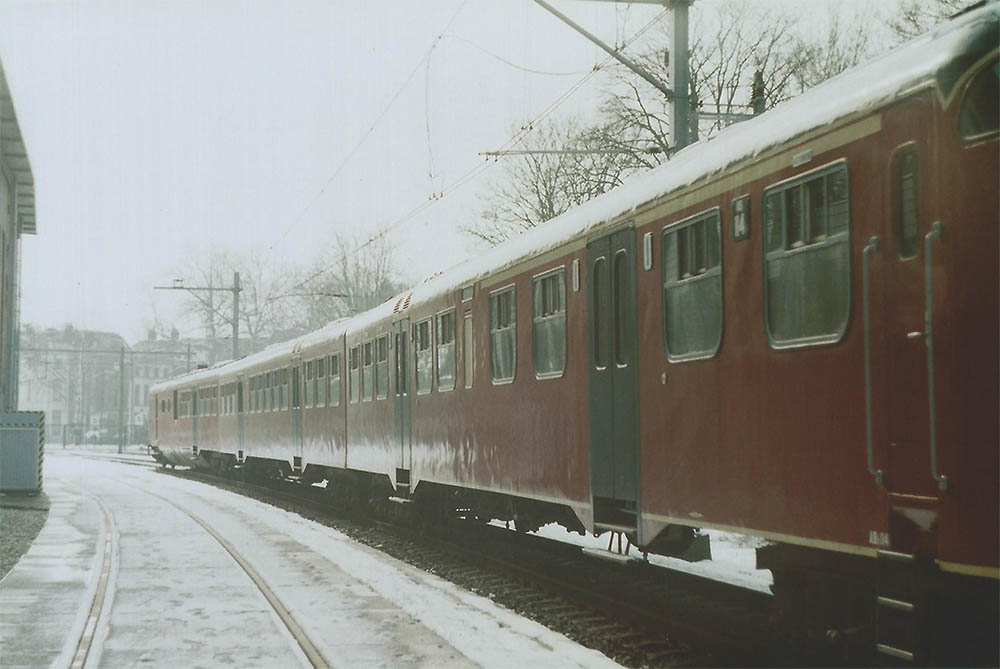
[0,412,44,493]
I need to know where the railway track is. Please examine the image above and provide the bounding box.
[134,463,792,668]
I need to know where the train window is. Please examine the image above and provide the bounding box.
[305,360,314,408]
[895,149,920,259]
[330,354,341,406]
[249,377,255,412]
[436,311,456,391]
[376,335,389,399]
[349,346,360,403]
[173,390,178,419]
[362,341,374,401]
[592,257,608,370]
[763,161,850,347]
[490,286,516,383]
[415,320,433,394]
[463,314,474,389]
[316,357,327,407]
[662,209,723,361]
[613,250,629,366]
[959,58,999,142]
[532,268,566,378]
[282,369,290,410]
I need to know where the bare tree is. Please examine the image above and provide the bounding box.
[293,233,402,330]
[889,0,970,40]
[788,7,880,94]
[466,118,639,246]
[174,249,235,341]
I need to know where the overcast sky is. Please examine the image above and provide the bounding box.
[0,0,900,342]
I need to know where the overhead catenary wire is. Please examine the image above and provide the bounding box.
[268,0,471,251]
[286,6,669,296]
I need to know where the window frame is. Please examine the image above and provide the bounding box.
[362,341,374,402]
[329,353,341,407]
[661,207,724,363]
[489,284,517,385]
[375,335,389,399]
[531,266,567,379]
[435,309,457,391]
[349,346,360,404]
[414,318,433,395]
[762,158,852,350]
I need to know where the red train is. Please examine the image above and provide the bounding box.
[151,6,998,664]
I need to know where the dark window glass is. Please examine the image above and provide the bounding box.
[490,287,516,382]
[592,258,608,369]
[613,250,629,366]
[959,59,999,141]
[532,269,566,377]
[897,150,920,258]
[436,312,456,390]
[415,320,433,393]
[663,210,723,360]
[463,314,474,389]
[764,163,851,346]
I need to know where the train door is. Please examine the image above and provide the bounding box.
[291,359,303,462]
[393,318,412,477]
[152,394,158,442]
[236,374,245,454]
[192,388,199,447]
[586,227,641,537]
[877,100,942,509]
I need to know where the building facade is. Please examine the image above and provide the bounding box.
[0,60,36,411]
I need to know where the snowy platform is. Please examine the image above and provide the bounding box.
[0,456,620,668]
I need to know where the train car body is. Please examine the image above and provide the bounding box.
[150,7,998,662]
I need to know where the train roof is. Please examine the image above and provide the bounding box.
[151,3,998,394]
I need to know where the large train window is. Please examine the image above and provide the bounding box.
[349,347,360,403]
[316,357,327,407]
[959,57,999,142]
[763,161,850,347]
[436,311,456,391]
[329,354,341,406]
[415,320,433,394]
[532,267,566,378]
[362,342,374,401]
[662,208,722,361]
[281,369,290,410]
[375,336,389,399]
[490,285,516,383]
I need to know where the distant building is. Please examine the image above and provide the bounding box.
[0,60,37,411]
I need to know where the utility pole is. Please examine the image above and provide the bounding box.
[154,271,243,361]
[118,345,125,454]
[533,0,694,151]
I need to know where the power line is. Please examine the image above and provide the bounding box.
[268,0,471,251]
[285,7,668,296]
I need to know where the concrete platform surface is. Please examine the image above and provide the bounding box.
[0,455,620,668]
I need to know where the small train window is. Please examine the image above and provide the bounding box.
[662,209,723,361]
[330,354,341,407]
[415,320,433,394]
[463,314,474,389]
[316,357,327,407]
[436,311,456,391]
[532,268,566,378]
[895,149,919,259]
[362,342,374,402]
[763,161,850,347]
[376,335,389,399]
[349,347,360,404]
[490,286,516,383]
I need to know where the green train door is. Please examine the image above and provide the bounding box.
[393,318,412,490]
[236,374,245,455]
[291,359,304,467]
[586,227,641,539]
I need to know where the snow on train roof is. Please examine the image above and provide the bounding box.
[153,5,996,393]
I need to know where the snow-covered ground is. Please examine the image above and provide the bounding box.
[527,523,774,594]
[2,456,622,668]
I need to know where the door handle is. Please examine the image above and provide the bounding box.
[924,222,947,491]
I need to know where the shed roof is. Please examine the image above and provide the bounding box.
[0,61,35,235]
